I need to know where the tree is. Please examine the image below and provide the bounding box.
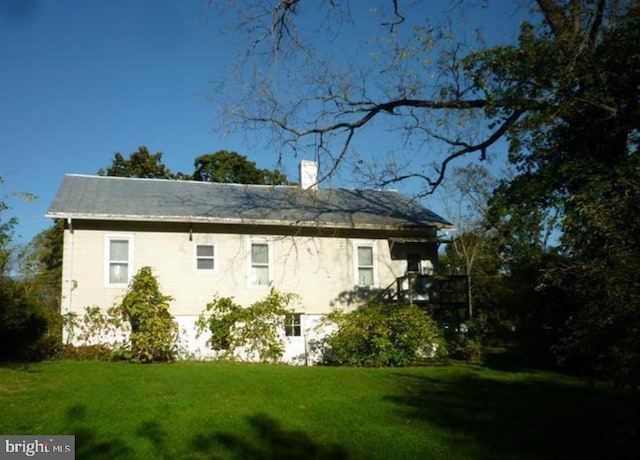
[0,176,54,360]
[98,146,186,179]
[439,164,499,319]
[193,150,289,185]
[210,1,524,189]
[212,1,635,190]
[21,219,64,304]
[0,277,49,360]
[17,220,65,359]
[212,1,640,383]
[120,266,178,363]
[0,176,36,274]
[482,3,640,383]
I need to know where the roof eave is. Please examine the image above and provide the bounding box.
[45,212,451,231]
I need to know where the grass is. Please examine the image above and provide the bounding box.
[0,360,638,459]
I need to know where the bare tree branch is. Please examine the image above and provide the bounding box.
[430,111,522,190]
[249,97,490,136]
[381,0,406,32]
[588,0,606,47]
[211,0,618,198]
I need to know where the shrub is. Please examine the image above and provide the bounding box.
[0,277,50,361]
[320,301,443,367]
[26,304,63,361]
[196,289,297,363]
[59,344,114,361]
[120,266,178,363]
[443,317,486,364]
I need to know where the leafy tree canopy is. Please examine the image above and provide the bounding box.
[193,150,290,185]
[0,176,36,275]
[98,146,186,179]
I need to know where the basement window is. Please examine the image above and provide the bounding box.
[285,313,302,337]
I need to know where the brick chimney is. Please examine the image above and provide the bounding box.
[299,160,319,191]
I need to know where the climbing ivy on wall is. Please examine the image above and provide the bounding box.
[196,289,297,363]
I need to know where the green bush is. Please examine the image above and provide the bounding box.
[196,289,296,363]
[0,277,50,360]
[444,317,486,364]
[320,301,444,367]
[120,266,178,363]
[58,344,114,361]
[26,304,63,361]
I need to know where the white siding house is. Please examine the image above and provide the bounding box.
[46,162,452,363]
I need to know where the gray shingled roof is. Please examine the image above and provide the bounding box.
[46,175,452,230]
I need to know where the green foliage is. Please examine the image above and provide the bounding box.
[193,150,289,185]
[67,306,128,348]
[19,220,64,312]
[450,3,640,385]
[32,219,64,272]
[443,316,487,364]
[59,344,115,361]
[0,175,36,274]
[98,146,186,179]
[0,176,60,361]
[0,277,50,360]
[62,305,136,361]
[196,289,296,363]
[120,266,178,363]
[320,302,443,367]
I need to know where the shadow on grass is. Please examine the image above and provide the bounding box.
[387,371,640,460]
[191,413,349,460]
[481,346,557,373]
[65,404,133,459]
[0,361,42,372]
[64,406,348,459]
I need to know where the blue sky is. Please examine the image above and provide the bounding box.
[1,0,526,245]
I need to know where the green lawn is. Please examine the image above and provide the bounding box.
[0,360,638,459]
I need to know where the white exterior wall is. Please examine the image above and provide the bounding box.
[61,223,438,363]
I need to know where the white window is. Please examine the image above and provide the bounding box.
[105,235,133,287]
[355,244,376,287]
[195,244,215,271]
[285,313,302,337]
[249,241,272,287]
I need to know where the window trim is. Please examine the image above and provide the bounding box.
[104,235,134,288]
[247,239,273,288]
[353,242,377,288]
[193,243,216,273]
[284,313,302,337]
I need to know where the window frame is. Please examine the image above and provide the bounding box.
[247,239,273,288]
[353,242,377,288]
[284,313,302,337]
[104,235,134,288]
[194,243,216,273]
